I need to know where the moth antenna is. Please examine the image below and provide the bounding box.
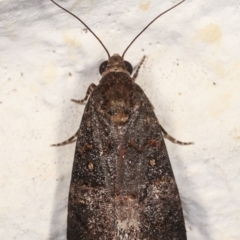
[50,0,110,59]
[122,0,185,58]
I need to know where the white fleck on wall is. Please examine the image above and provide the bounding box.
[0,0,240,239]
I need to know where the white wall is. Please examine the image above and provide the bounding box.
[0,0,239,239]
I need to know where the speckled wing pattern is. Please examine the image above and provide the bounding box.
[67,72,187,240]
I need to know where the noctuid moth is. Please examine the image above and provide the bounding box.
[50,0,193,239]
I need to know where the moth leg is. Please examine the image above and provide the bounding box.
[160,125,194,145]
[71,83,96,104]
[132,55,146,82]
[51,130,78,147]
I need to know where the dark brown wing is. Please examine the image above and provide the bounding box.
[67,72,187,240]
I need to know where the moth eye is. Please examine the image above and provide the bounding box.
[99,60,108,75]
[124,61,133,74]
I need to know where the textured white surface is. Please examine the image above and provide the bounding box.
[0,0,240,239]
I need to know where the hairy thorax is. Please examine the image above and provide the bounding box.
[99,72,141,127]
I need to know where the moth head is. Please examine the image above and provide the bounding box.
[99,54,133,76]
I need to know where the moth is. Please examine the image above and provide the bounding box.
[50,0,192,239]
